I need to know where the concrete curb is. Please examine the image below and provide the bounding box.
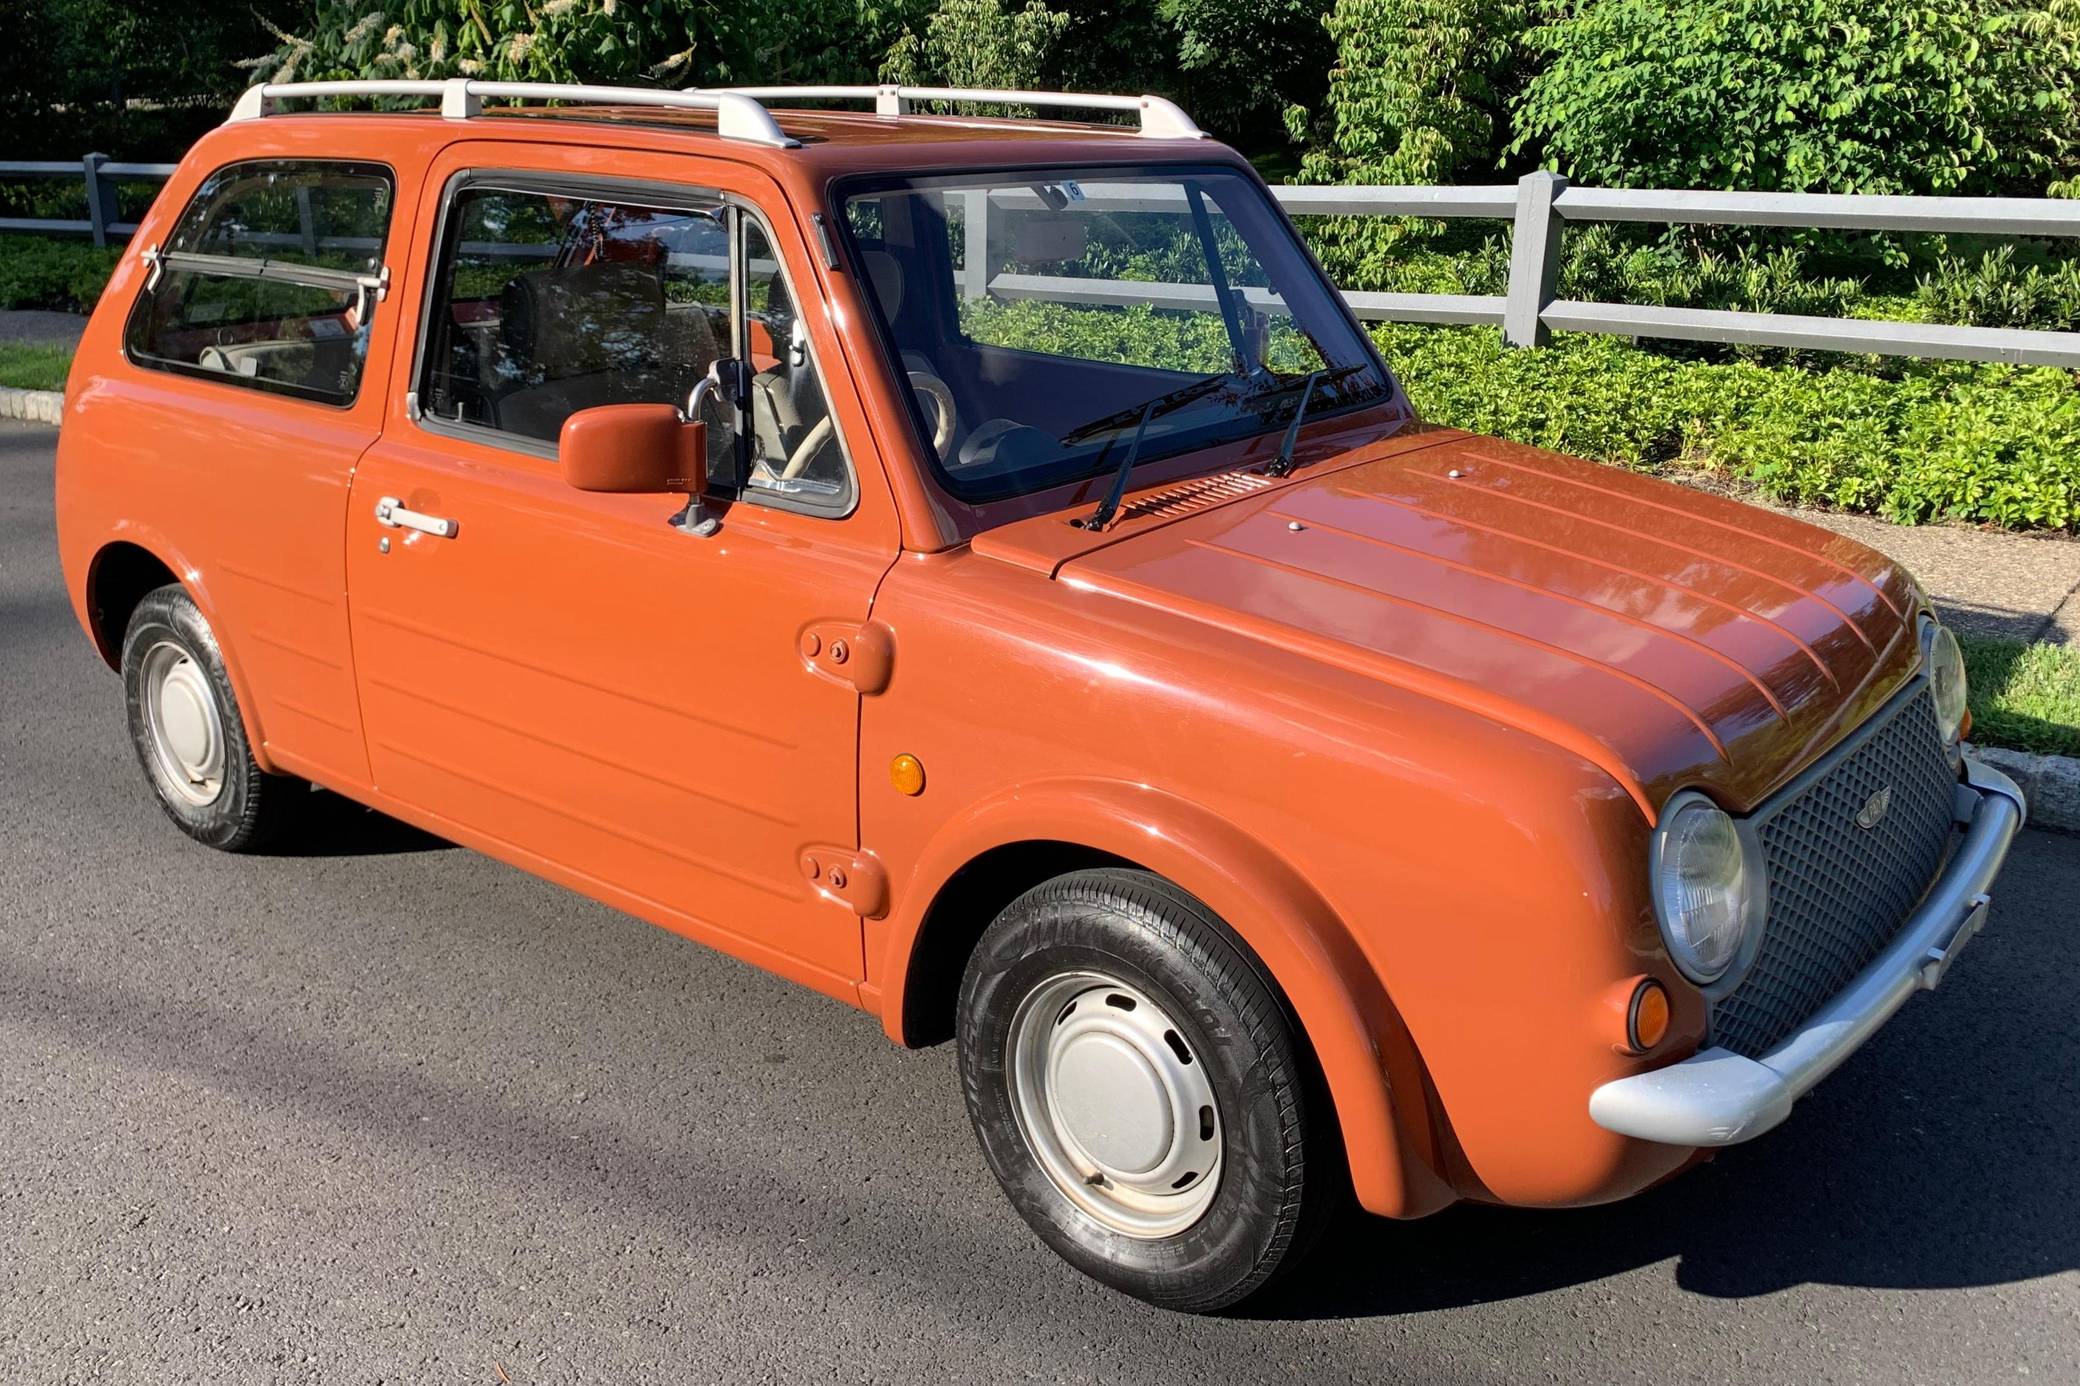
[0,387,63,426]
[1968,743,2080,834]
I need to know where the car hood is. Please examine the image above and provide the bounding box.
[970,424,1923,815]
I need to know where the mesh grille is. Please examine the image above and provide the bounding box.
[1711,685,1956,1058]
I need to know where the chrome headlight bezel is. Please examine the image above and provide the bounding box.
[1648,790,1768,991]
[1919,614,1968,765]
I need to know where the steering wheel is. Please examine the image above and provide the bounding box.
[907,369,958,460]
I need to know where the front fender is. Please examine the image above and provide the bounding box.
[874,776,1457,1219]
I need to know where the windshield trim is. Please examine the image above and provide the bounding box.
[827,160,1400,508]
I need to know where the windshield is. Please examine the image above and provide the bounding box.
[838,165,1393,502]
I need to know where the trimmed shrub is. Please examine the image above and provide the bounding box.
[1375,325,2080,529]
[0,235,121,312]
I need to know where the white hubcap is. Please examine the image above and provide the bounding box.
[1008,971,1223,1238]
[141,641,225,806]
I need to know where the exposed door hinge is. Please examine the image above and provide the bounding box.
[797,619,894,695]
[799,848,889,918]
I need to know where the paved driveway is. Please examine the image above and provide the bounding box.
[2,421,2075,1384]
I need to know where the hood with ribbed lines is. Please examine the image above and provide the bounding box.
[972,425,1924,815]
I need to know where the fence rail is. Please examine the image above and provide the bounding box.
[5,156,2078,367]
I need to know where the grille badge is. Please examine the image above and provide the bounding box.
[1855,786,1893,831]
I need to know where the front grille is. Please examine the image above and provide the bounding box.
[1711,683,1957,1058]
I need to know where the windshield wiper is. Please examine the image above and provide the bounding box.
[1058,370,1234,447]
[1265,363,1366,477]
[1069,373,1237,531]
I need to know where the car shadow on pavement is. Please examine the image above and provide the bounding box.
[253,786,455,857]
[1249,842,2080,1320]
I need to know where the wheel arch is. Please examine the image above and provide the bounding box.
[82,533,278,774]
[876,778,1454,1219]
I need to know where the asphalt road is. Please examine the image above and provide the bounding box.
[2,419,2076,1384]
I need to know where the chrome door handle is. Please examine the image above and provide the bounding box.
[374,496,457,538]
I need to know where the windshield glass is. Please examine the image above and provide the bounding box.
[838,166,1392,502]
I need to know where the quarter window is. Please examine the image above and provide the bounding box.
[124,160,393,405]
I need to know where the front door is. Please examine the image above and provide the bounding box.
[345,144,897,993]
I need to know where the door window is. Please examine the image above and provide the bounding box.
[415,177,853,511]
[124,160,393,405]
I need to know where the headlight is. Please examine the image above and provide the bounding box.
[1649,794,1758,984]
[1920,616,1967,761]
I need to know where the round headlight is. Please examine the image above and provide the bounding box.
[1920,617,1967,756]
[1650,796,1756,984]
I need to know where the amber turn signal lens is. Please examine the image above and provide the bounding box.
[1627,978,1671,1053]
[889,753,925,796]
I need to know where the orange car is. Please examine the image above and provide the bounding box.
[55,81,2026,1311]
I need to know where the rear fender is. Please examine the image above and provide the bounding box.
[81,525,279,776]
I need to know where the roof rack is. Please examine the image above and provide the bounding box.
[711,85,1207,140]
[224,79,799,149]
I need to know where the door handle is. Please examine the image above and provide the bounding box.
[374,496,457,538]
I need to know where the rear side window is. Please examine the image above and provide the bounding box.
[124,160,393,406]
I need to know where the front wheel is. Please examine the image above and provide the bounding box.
[956,868,1336,1312]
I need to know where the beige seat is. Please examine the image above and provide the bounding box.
[490,261,671,442]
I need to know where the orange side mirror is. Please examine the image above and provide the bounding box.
[560,404,707,496]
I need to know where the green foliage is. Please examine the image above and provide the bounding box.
[1155,0,1332,138]
[960,299,1323,372]
[1375,325,2080,529]
[1300,0,1528,187]
[1293,0,1530,284]
[258,0,880,92]
[1958,634,2080,758]
[0,235,121,312]
[1514,1,2080,197]
[1,1,302,158]
[0,343,74,392]
[1914,245,2080,331]
[883,0,1071,100]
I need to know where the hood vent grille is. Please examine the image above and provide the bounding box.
[1121,469,1275,523]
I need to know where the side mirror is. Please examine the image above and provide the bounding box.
[560,403,707,496]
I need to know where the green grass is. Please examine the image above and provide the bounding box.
[0,342,71,392]
[1961,634,2080,759]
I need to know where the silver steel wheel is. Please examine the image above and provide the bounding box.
[1007,970,1223,1239]
[139,640,226,807]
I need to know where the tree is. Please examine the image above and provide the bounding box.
[0,0,302,157]
[253,0,886,94]
[1512,0,2080,197]
[882,0,1071,97]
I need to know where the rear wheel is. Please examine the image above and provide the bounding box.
[120,585,300,852]
[956,868,1335,1312]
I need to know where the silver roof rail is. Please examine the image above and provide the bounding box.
[711,84,1207,140]
[224,78,799,149]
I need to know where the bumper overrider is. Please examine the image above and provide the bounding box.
[1590,755,2028,1147]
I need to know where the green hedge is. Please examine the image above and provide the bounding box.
[1377,325,2080,530]
[0,235,121,312]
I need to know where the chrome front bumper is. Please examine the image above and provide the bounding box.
[1589,756,2028,1147]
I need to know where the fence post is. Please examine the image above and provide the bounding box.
[1503,171,1567,348]
[962,189,989,300]
[82,152,117,248]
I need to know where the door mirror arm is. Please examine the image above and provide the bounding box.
[559,403,714,536]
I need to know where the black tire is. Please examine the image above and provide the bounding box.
[956,868,1337,1312]
[119,584,300,852]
